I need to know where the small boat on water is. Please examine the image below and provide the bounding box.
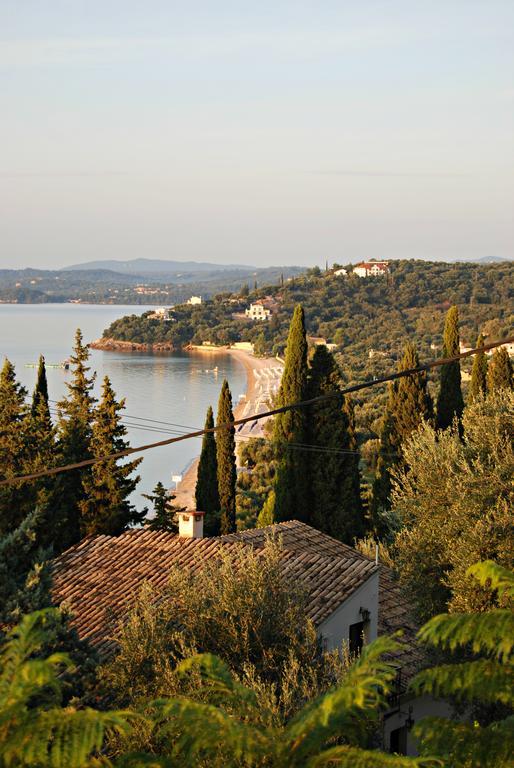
[25,360,70,370]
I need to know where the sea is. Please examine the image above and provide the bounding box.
[0,304,247,510]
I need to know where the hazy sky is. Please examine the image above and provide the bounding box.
[1,1,513,269]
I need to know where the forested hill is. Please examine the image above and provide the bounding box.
[103,259,511,357]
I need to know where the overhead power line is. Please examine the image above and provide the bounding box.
[2,335,512,488]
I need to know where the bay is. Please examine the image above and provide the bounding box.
[0,304,247,510]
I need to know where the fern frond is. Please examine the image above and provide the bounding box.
[154,696,269,763]
[411,659,514,705]
[413,715,514,768]
[1,708,134,768]
[306,744,440,767]
[467,561,514,599]
[282,635,401,765]
[0,609,72,701]
[416,610,514,660]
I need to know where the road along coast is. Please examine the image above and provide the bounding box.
[172,347,283,510]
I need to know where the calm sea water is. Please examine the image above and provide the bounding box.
[0,304,247,509]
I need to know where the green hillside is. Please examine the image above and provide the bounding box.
[103,259,512,366]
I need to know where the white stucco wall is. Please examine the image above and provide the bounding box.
[383,695,455,756]
[318,571,379,652]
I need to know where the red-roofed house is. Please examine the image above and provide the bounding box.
[354,261,390,277]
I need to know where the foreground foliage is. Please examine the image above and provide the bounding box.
[1,609,433,767]
[393,390,514,621]
[2,560,513,766]
[411,560,514,768]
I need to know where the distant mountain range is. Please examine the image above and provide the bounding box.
[65,258,259,275]
[453,256,511,264]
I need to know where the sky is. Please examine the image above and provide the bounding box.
[0,0,513,269]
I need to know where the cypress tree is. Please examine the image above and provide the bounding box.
[370,342,432,534]
[272,305,309,522]
[216,379,237,534]
[195,405,221,535]
[0,359,33,536]
[436,305,464,430]
[143,482,181,532]
[54,329,97,551]
[257,489,276,528]
[389,342,433,442]
[370,410,396,537]
[468,333,488,401]
[31,355,49,417]
[487,346,513,392]
[79,375,145,536]
[27,357,57,550]
[307,345,364,542]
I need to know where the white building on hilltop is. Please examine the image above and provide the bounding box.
[187,295,202,305]
[354,261,390,277]
[245,300,272,321]
[148,307,171,320]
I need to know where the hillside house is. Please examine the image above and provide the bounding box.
[187,295,202,305]
[334,268,348,276]
[147,307,171,320]
[307,336,338,352]
[354,261,390,278]
[245,297,278,321]
[52,518,449,755]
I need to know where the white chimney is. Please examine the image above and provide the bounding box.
[177,510,205,539]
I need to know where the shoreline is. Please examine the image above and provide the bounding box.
[173,347,283,510]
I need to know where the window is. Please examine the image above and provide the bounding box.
[349,621,365,656]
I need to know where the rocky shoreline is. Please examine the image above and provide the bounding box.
[90,337,176,352]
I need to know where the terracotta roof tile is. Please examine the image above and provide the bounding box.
[52,520,421,677]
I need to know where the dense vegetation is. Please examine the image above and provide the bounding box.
[1,260,513,764]
[103,260,513,362]
[1,559,512,766]
[103,259,513,450]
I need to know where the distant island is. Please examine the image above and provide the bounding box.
[0,262,304,305]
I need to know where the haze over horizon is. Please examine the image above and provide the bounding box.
[1,1,513,270]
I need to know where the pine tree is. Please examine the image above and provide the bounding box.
[195,405,221,535]
[487,346,513,392]
[0,359,34,536]
[216,379,237,534]
[143,482,181,532]
[79,376,145,536]
[468,333,488,401]
[273,305,309,522]
[54,329,96,551]
[307,346,364,542]
[0,508,51,624]
[436,305,464,430]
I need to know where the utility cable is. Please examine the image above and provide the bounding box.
[3,334,512,487]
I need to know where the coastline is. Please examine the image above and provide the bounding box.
[90,337,175,352]
[173,347,283,510]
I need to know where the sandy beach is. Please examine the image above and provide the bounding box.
[173,348,283,509]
